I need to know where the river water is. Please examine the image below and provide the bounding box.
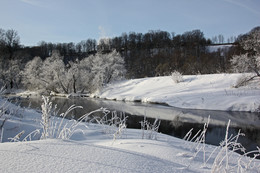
[17,96,260,155]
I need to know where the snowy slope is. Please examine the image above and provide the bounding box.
[0,138,239,173]
[95,73,260,112]
[0,138,185,173]
[1,123,259,173]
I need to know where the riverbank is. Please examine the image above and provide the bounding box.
[6,73,260,112]
[95,73,260,112]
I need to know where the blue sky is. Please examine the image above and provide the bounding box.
[0,0,259,46]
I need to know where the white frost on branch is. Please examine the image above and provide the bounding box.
[22,50,126,94]
[230,27,260,77]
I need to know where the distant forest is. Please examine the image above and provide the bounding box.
[0,28,250,90]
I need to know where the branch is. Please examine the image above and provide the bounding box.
[57,74,68,94]
[234,75,257,88]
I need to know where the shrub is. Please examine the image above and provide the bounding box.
[140,116,161,140]
[92,110,128,141]
[181,117,260,172]
[171,71,183,83]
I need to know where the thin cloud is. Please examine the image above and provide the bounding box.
[20,0,41,7]
[98,26,112,45]
[98,26,108,39]
[223,0,260,16]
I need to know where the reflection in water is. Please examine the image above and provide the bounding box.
[170,115,183,129]
[19,96,260,154]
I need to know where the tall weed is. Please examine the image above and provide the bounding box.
[140,116,161,140]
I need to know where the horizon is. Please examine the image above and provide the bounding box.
[1,0,259,46]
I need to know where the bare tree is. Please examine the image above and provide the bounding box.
[0,29,21,89]
[5,29,20,60]
[218,34,224,44]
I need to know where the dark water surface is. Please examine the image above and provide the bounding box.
[18,96,260,156]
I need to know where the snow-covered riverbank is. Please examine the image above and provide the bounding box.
[95,73,260,112]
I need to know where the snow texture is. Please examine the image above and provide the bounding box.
[95,73,260,112]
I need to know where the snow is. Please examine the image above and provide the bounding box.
[0,138,206,173]
[1,73,260,172]
[0,97,260,173]
[0,139,177,172]
[95,73,260,112]
[207,44,233,53]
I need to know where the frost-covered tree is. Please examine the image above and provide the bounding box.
[22,56,43,90]
[22,50,125,94]
[66,59,92,93]
[0,59,23,89]
[231,27,260,77]
[43,51,68,93]
[77,58,93,93]
[22,51,68,93]
[90,50,126,92]
[67,60,80,93]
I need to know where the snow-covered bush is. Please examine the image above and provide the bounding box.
[110,112,128,142]
[92,110,128,141]
[40,96,81,139]
[171,70,183,83]
[40,96,112,140]
[182,116,210,167]
[181,118,260,172]
[211,120,240,172]
[211,120,260,172]
[140,116,161,140]
[113,120,127,142]
[41,96,53,139]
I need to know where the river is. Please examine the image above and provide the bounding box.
[16,96,260,156]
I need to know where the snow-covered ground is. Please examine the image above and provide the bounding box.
[0,97,260,173]
[95,73,260,112]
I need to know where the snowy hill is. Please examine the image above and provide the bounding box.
[95,73,260,112]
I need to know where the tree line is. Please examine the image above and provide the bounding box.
[0,27,258,93]
[35,30,241,78]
